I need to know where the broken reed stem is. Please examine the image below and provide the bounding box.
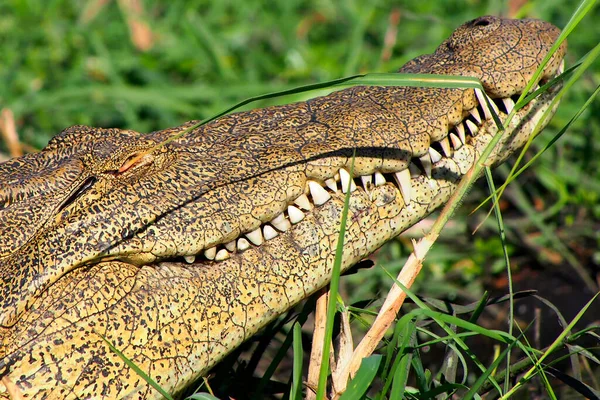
[306,289,328,400]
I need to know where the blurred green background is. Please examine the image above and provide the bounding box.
[1,0,599,397]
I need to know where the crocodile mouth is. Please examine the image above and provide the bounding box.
[153,62,565,266]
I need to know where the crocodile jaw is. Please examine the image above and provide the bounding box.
[0,72,562,399]
[0,16,566,400]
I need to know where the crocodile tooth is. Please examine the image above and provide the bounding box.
[294,194,313,211]
[237,238,250,251]
[308,180,331,205]
[428,147,442,163]
[225,241,236,252]
[475,88,499,120]
[184,255,195,264]
[271,213,291,232]
[325,178,338,192]
[449,133,462,150]
[246,227,264,246]
[393,169,412,204]
[374,172,386,186]
[439,137,452,157]
[465,119,479,136]
[287,205,305,224]
[215,249,230,261]
[502,97,515,114]
[419,153,432,178]
[263,225,278,240]
[470,107,482,124]
[360,175,372,188]
[456,123,466,144]
[408,162,421,178]
[339,168,356,193]
[490,99,500,115]
[204,247,217,260]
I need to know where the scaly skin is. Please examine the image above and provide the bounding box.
[0,16,565,399]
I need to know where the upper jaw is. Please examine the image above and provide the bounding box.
[115,59,565,269]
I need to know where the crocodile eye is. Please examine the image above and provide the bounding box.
[118,152,154,174]
[59,176,97,211]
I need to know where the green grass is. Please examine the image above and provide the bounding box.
[2,0,599,399]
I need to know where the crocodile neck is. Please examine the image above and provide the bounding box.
[0,16,565,399]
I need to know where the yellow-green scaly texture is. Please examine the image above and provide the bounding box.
[0,16,565,399]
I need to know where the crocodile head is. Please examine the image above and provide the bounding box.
[0,16,565,399]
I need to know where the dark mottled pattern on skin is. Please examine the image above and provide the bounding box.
[0,16,565,399]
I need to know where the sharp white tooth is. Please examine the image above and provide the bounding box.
[475,88,499,120]
[558,60,565,74]
[263,224,278,240]
[225,240,236,252]
[339,168,356,193]
[204,247,216,260]
[450,133,462,149]
[394,169,412,204]
[287,205,305,224]
[419,153,432,178]
[325,178,338,192]
[184,255,195,264]
[237,238,250,251]
[294,194,313,211]
[466,119,479,136]
[502,97,515,114]
[374,172,386,186]
[490,99,500,115]
[470,107,482,124]
[456,123,466,144]
[439,137,452,157]
[408,162,421,178]
[308,180,331,205]
[428,147,442,163]
[271,213,291,232]
[360,175,372,188]
[246,227,264,246]
[215,249,230,261]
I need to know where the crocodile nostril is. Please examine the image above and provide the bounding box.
[473,17,492,27]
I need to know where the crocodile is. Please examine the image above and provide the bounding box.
[0,16,565,399]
